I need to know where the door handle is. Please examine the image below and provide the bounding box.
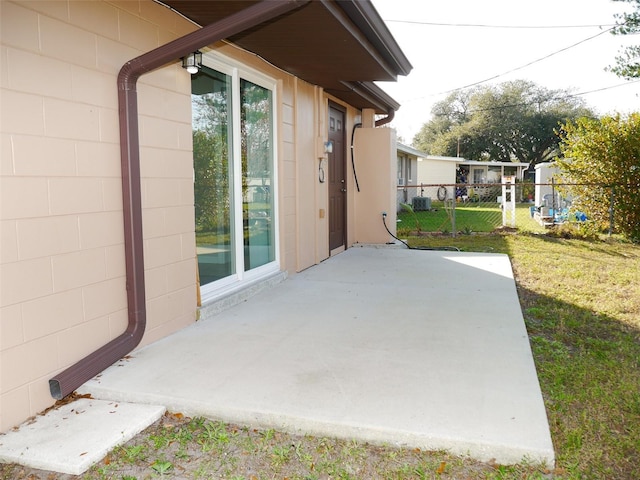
[341,188,347,193]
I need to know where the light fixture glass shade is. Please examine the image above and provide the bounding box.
[182,51,202,74]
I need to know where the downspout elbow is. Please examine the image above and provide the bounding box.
[375,109,395,127]
[117,61,141,92]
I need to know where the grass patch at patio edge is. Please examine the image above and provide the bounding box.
[408,232,640,479]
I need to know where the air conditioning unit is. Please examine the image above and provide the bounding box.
[412,196,431,211]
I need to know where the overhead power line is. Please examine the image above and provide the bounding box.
[574,79,640,98]
[433,26,616,97]
[384,19,616,29]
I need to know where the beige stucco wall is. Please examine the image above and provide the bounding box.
[0,0,378,432]
[352,127,397,244]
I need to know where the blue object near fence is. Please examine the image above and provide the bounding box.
[575,211,587,222]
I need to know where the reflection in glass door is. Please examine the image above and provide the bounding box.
[192,67,234,285]
[241,79,274,271]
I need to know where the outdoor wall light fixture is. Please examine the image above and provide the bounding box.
[181,50,202,74]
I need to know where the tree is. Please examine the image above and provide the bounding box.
[412,89,477,156]
[413,80,594,165]
[193,129,230,233]
[609,0,640,79]
[193,90,231,233]
[557,113,640,242]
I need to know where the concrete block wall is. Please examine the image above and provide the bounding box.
[0,0,198,432]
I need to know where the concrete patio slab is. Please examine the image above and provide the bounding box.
[75,245,555,467]
[0,399,165,475]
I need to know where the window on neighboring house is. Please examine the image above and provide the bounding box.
[192,57,278,301]
[398,155,406,185]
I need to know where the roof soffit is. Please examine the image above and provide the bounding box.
[158,0,411,112]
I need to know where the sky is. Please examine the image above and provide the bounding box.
[371,0,640,144]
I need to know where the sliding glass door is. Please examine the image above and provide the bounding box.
[192,59,277,300]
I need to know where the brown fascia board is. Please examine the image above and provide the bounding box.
[356,81,401,111]
[335,0,412,77]
[329,80,400,114]
[318,0,410,82]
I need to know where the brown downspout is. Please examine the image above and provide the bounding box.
[49,0,309,400]
[375,108,394,127]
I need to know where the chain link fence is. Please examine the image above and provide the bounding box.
[397,182,618,237]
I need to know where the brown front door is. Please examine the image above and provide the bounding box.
[328,104,346,251]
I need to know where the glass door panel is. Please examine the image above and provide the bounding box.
[192,67,235,285]
[240,79,275,271]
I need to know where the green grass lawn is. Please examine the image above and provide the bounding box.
[398,202,546,235]
[408,232,640,479]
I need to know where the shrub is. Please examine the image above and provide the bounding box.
[557,113,640,242]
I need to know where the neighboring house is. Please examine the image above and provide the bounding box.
[416,154,464,201]
[458,161,529,201]
[396,143,421,211]
[416,157,530,202]
[0,0,411,432]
